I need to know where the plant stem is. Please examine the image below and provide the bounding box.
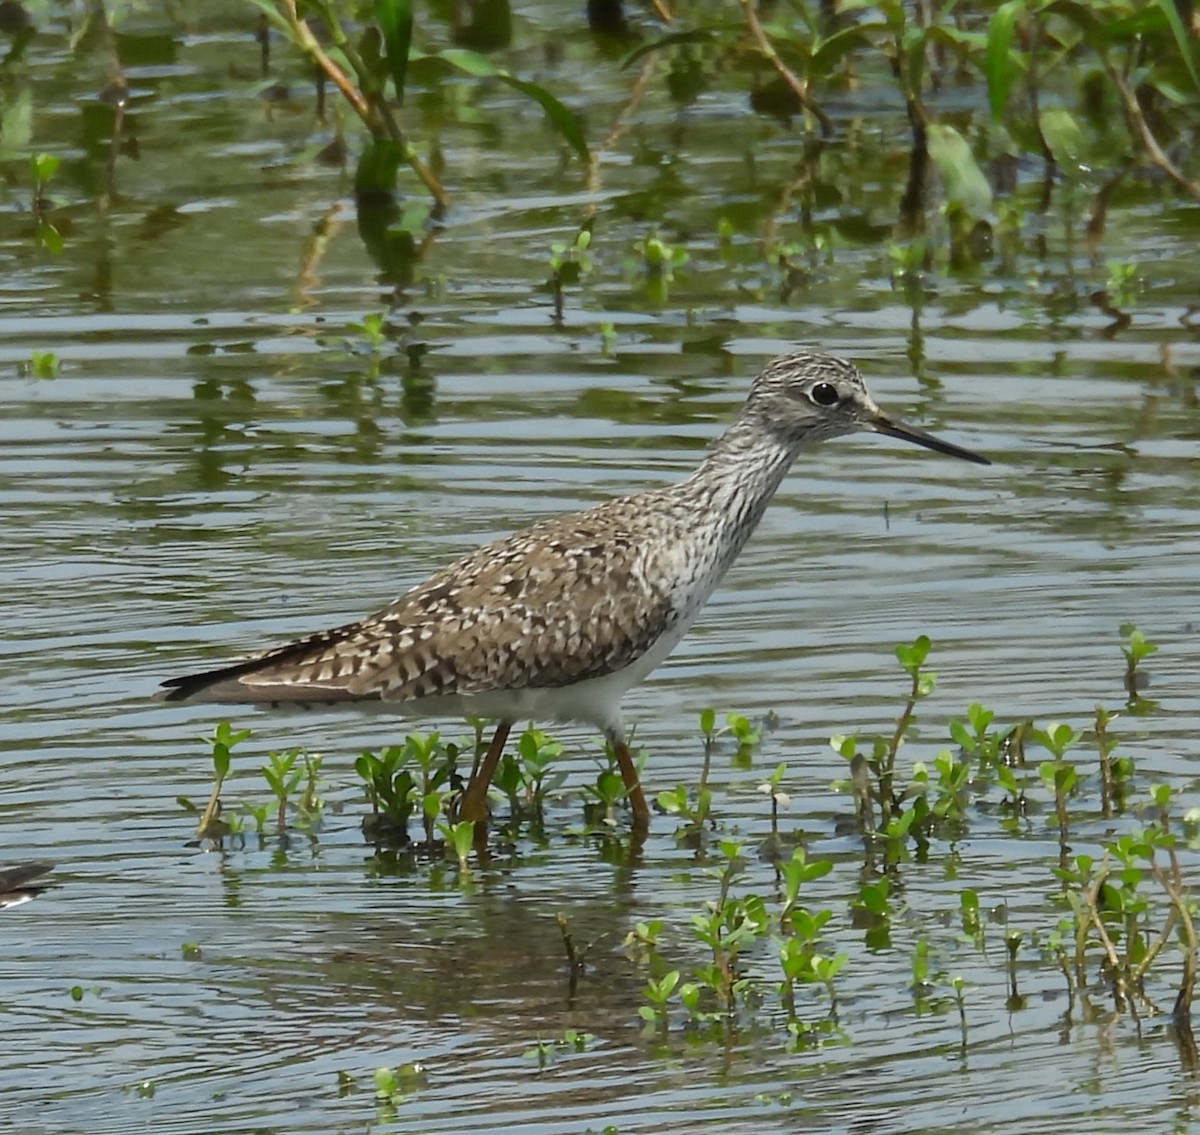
[1105,57,1200,203]
[1095,707,1115,818]
[1085,865,1135,1013]
[276,0,447,209]
[882,675,919,823]
[742,0,834,136]
[1150,850,1197,1018]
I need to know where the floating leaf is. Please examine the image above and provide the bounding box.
[927,123,993,216]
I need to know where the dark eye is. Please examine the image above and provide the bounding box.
[809,382,839,407]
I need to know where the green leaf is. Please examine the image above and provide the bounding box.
[1039,106,1085,174]
[948,719,973,749]
[619,26,726,70]
[36,223,63,255]
[985,0,1024,120]
[32,153,60,182]
[503,74,589,163]
[376,0,412,105]
[1041,0,1103,38]
[0,87,32,159]
[1153,0,1200,93]
[926,123,993,216]
[810,25,886,79]
[902,25,927,95]
[437,49,588,163]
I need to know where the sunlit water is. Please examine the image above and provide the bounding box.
[2,6,1199,1134]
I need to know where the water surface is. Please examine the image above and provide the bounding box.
[2,5,1199,1133]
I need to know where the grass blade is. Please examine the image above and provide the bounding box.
[985,0,1024,120]
[376,0,413,105]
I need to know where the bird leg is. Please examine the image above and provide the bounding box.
[458,721,513,825]
[608,733,651,833]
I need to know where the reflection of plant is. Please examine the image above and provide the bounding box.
[632,0,1200,278]
[252,1,588,206]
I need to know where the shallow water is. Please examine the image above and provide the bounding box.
[2,5,1199,1134]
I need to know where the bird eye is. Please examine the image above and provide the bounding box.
[809,382,839,407]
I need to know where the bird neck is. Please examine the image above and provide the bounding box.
[672,411,802,552]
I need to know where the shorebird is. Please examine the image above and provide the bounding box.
[159,353,988,832]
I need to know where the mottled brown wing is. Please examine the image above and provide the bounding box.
[159,498,678,705]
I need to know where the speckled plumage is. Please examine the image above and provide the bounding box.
[159,352,988,828]
[165,494,698,709]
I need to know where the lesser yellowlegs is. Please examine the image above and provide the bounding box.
[159,353,989,831]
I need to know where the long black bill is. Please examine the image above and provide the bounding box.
[870,412,990,466]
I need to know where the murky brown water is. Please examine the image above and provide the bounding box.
[2,5,1199,1133]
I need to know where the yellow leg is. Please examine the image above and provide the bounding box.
[459,722,512,825]
[609,734,651,833]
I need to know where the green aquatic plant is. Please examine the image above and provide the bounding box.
[637,842,843,1043]
[686,838,769,1018]
[252,0,587,207]
[777,848,845,1025]
[852,876,893,952]
[356,744,418,846]
[353,731,461,847]
[523,1029,594,1069]
[631,229,688,302]
[261,748,304,834]
[758,762,791,854]
[547,227,594,323]
[347,310,389,357]
[582,736,642,829]
[1051,785,1197,1018]
[597,321,617,356]
[660,707,771,845]
[30,152,62,253]
[1120,622,1158,707]
[373,1061,426,1120]
[638,968,680,1030]
[177,721,253,841]
[27,350,59,378]
[832,634,937,832]
[494,725,566,826]
[437,819,475,871]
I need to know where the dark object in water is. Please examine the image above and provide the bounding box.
[0,861,55,909]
